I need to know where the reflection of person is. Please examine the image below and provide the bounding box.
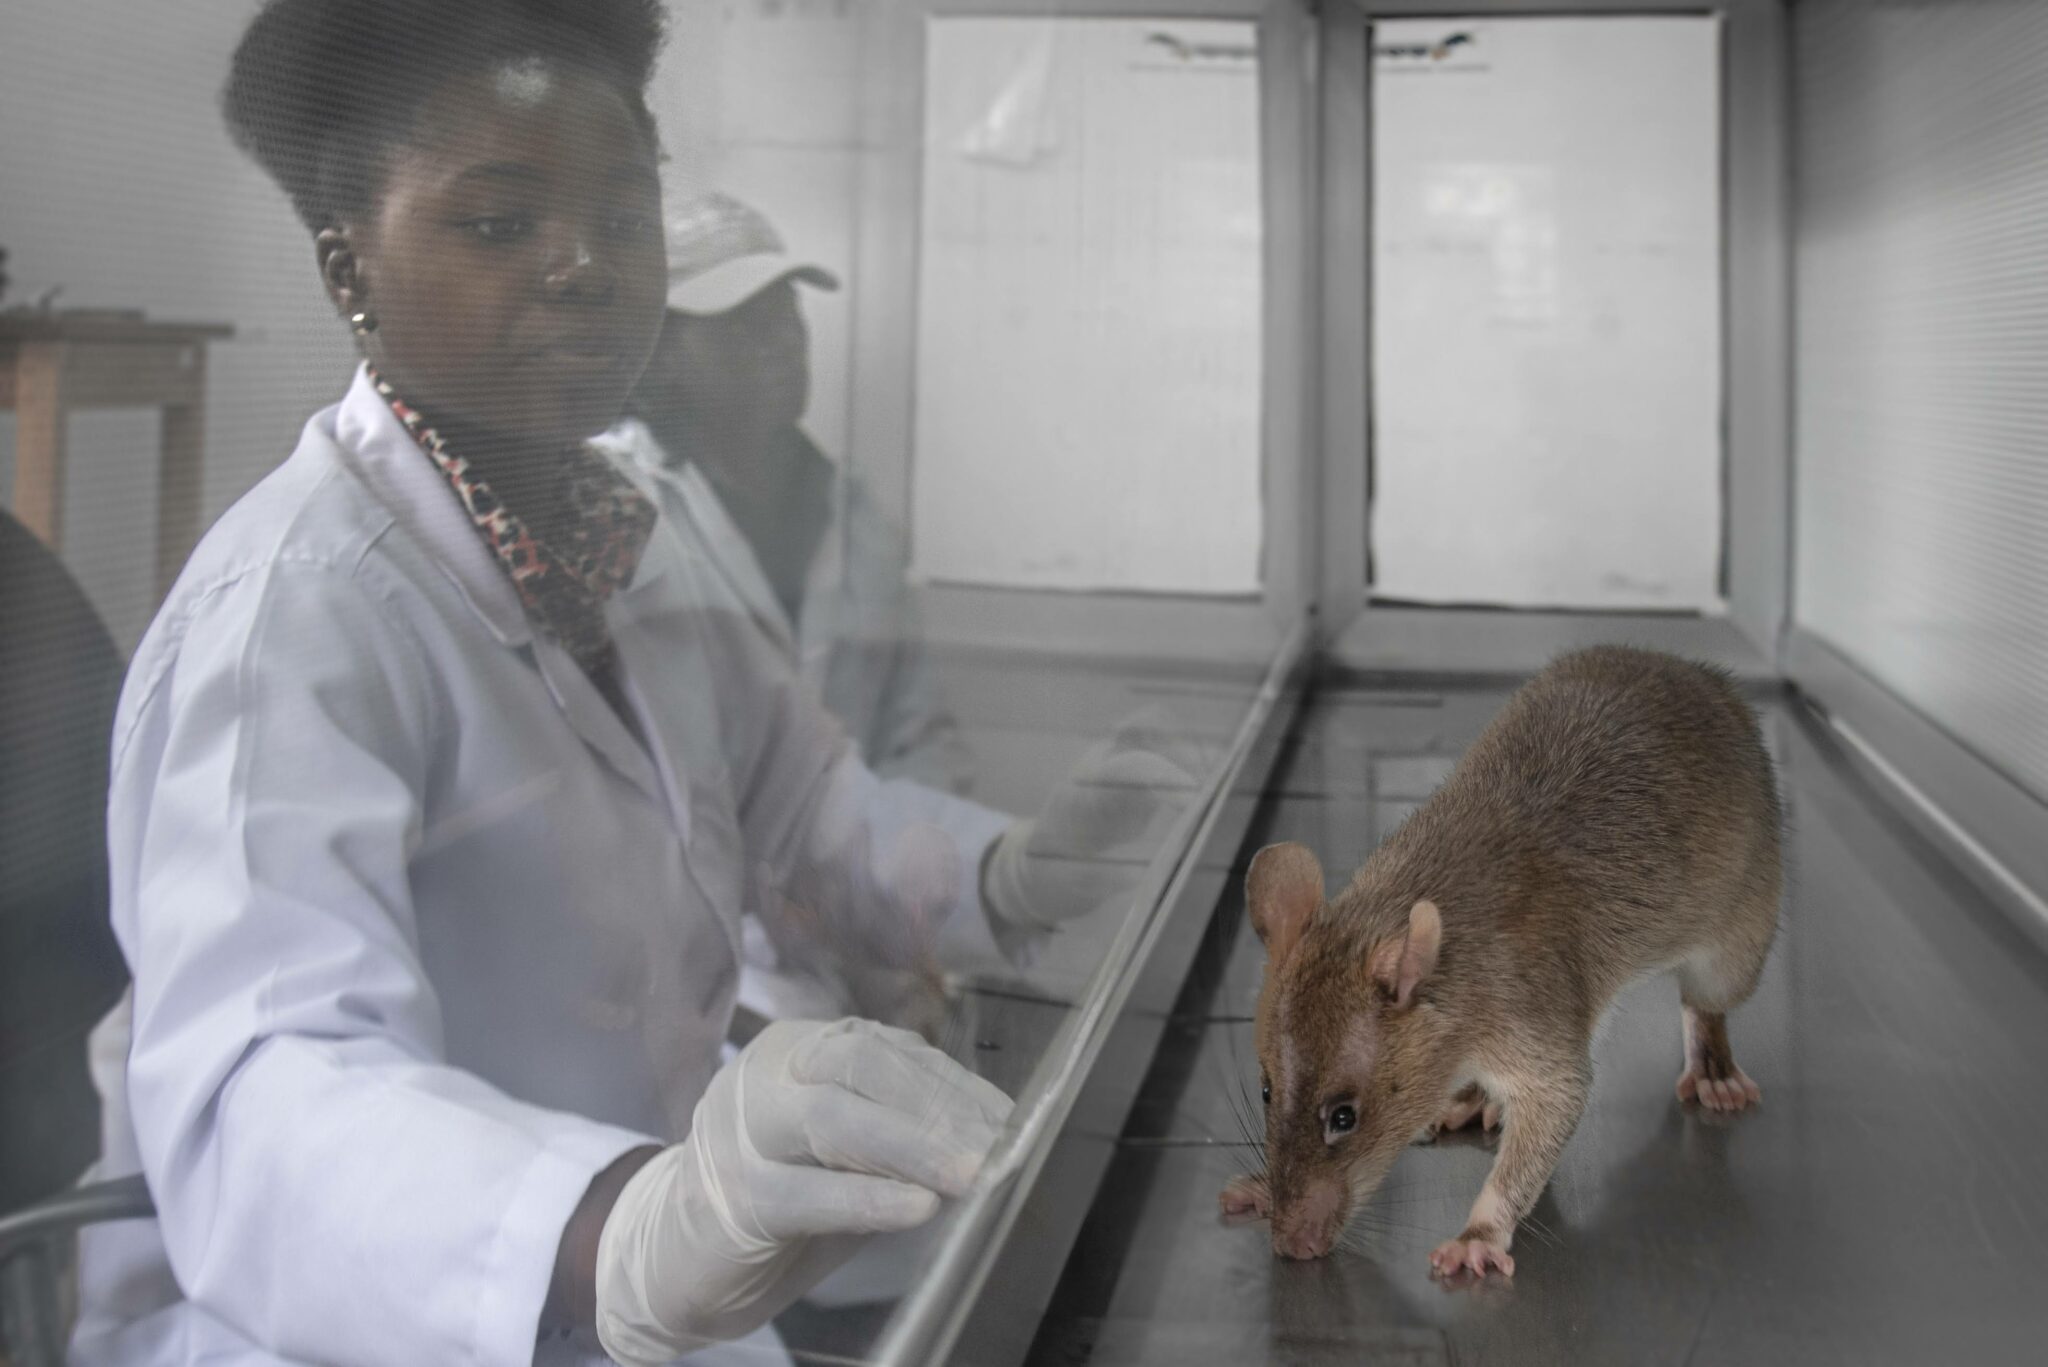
[606,192,970,797]
[72,2,1091,1364]
[597,195,971,1037]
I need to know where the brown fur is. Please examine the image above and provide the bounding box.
[1230,646,1782,1271]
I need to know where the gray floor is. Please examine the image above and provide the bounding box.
[1027,684,2048,1367]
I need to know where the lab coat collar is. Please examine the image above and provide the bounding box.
[332,365,534,649]
[332,366,674,808]
[610,457,675,600]
[334,367,676,637]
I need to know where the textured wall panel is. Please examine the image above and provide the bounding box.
[1794,0,2048,805]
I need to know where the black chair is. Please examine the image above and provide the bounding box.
[0,508,154,1366]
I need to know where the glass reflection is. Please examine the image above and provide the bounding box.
[1,3,1265,1365]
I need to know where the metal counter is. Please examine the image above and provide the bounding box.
[771,633,1310,1366]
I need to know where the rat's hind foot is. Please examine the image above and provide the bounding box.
[1422,1082,1502,1141]
[1219,1172,1271,1222]
[1429,1233,1514,1281]
[1677,1062,1760,1111]
[1676,1006,1762,1112]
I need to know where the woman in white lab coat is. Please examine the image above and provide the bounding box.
[72,1,1079,1362]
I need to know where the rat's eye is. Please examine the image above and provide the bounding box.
[1329,1104,1358,1134]
[1260,1078,1271,1106]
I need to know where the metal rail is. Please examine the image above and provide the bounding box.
[869,620,1312,1367]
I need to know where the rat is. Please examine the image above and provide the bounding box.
[1218,646,1780,1280]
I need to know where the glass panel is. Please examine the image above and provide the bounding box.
[1,4,1279,1365]
[1368,15,1724,611]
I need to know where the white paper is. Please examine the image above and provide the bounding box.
[911,18,1264,594]
[1369,16,1723,610]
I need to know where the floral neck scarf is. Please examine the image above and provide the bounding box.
[369,370,654,676]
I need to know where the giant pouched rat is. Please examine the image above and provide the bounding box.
[1219,646,1781,1279]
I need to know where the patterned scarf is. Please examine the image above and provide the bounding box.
[369,369,655,675]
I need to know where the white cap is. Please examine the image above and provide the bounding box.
[663,191,840,315]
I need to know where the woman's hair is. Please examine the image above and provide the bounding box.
[222,0,667,233]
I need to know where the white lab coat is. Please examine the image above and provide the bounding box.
[70,367,1012,1366]
[597,422,970,796]
[596,421,979,1030]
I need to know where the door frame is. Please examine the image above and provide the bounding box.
[1319,0,1792,678]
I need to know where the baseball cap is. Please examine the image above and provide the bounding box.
[663,191,841,315]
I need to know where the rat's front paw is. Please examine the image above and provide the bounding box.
[1429,1234,1515,1281]
[1218,1172,1271,1223]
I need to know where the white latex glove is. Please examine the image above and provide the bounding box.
[595,1017,1013,1364]
[981,710,1216,932]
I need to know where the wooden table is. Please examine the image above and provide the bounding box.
[1,312,233,599]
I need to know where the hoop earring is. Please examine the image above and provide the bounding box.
[350,310,378,336]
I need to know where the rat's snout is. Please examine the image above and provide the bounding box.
[1270,1175,1346,1260]
[1274,1219,1335,1261]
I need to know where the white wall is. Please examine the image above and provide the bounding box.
[1793,0,2048,808]
[653,0,866,464]
[1,0,353,649]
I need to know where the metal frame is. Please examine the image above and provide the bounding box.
[1322,0,1792,677]
[1785,629,2048,952]
[847,0,1322,665]
[869,619,1313,1367]
[0,1175,154,1367]
[850,8,1797,1360]
[1772,0,2048,940]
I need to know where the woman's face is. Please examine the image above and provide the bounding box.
[335,59,667,450]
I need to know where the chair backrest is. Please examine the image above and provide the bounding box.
[0,509,129,1215]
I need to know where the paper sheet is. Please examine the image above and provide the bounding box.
[911,17,1264,594]
[1369,16,1724,610]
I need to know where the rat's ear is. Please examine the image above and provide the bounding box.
[1370,899,1442,1010]
[1245,842,1323,965]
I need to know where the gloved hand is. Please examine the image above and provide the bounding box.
[981,709,1217,932]
[594,1017,1013,1363]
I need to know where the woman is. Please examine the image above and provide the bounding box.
[76,1,1063,1362]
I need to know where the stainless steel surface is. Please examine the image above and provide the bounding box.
[869,624,1312,1367]
[0,1176,153,1366]
[0,1174,153,1261]
[1788,629,2048,950]
[1029,683,2048,1367]
[1327,609,1778,682]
